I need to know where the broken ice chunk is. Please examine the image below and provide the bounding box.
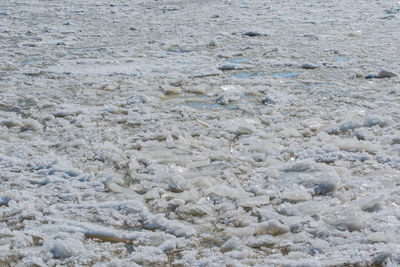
[220,236,243,252]
[359,194,385,212]
[254,219,289,236]
[246,235,276,248]
[279,160,340,195]
[324,206,364,231]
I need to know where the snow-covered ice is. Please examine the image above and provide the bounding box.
[1,0,400,266]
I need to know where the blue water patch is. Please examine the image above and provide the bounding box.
[233,72,264,79]
[282,111,297,116]
[336,92,346,97]
[64,53,75,58]
[334,56,348,62]
[316,91,329,97]
[228,104,238,110]
[184,101,221,110]
[24,60,36,65]
[125,245,134,254]
[228,58,250,63]
[270,72,299,78]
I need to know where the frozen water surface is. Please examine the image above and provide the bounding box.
[1,0,400,266]
[234,72,264,79]
[270,72,300,78]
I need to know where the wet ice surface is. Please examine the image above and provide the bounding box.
[1,0,400,266]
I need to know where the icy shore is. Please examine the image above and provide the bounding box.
[1,0,400,266]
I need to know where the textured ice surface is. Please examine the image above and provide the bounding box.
[1,0,400,266]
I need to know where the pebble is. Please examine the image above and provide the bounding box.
[261,96,276,105]
[233,52,244,56]
[168,80,184,87]
[301,63,318,69]
[207,40,217,47]
[216,95,228,105]
[243,31,262,37]
[218,64,235,71]
[365,69,398,79]
[378,69,398,78]
[365,73,380,79]
[217,54,230,59]
[347,33,360,37]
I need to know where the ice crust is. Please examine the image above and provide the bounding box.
[1,0,400,266]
